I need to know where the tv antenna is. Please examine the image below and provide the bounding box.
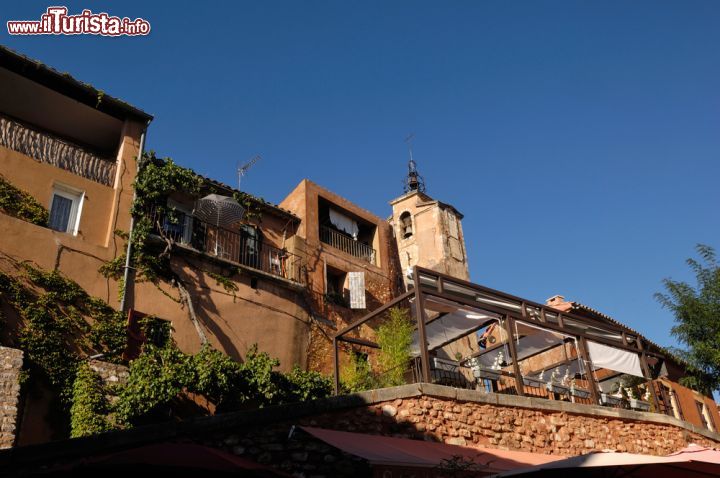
[404,133,415,163]
[237,155,261,190]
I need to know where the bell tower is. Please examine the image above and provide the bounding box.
[390,154,470,283]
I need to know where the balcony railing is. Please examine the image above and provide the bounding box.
[320,225,376,265]
[147,206,305,285]
[0,114,116,186]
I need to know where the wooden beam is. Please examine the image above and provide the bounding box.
[636,337,661,413]
[421,288,660,357]
[414,267,432,383]
[578,336,600,405]
[504,316,525,397]
[414,266,634,335]
[340,336,379,349]
[334,289,414,338]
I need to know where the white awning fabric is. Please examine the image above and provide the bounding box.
[587,340,644,378]
[329,209,359,239]
[410,297,498,355]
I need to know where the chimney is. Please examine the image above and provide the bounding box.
[546,295,567,307]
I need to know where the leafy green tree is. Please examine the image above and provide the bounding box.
[376,307,414,387]
[655,244,720,393]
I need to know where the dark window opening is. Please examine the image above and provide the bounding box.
[696,400,712,430]
[400,211,413,238]
[325,266,348,307]
[239,224,262,268]
[125,310,172,360]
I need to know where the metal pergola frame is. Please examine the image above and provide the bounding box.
[332,266,665,409]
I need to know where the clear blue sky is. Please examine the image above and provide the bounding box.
[3,1,719,351]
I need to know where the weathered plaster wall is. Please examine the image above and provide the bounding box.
[0,118,142,304]
[130,253,311,371]
[664,378,720,432]
[280,180,403,373]
[390,191,470,283]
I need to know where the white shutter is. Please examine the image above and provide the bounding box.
[348,272,366,309]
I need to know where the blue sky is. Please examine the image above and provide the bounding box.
[2,1,719,350]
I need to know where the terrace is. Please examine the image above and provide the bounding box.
[332,267,694,421]
[147,205,306,285]
[318,199,377,265]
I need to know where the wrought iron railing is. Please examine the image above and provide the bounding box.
[320,225,376,265]
[146,206,305,285]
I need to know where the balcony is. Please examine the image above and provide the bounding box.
[320,225,376,265]
[147,206,305,285]
[0,114,116,186]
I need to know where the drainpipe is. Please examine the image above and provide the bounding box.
[119,121,150,314]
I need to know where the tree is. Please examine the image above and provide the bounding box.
[376,307,414,387]
[655,244,720,394]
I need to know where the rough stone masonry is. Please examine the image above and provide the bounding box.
[0,347,22,449]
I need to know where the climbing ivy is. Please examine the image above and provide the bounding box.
[282,365,334,402]
[114,344,195,424]
[114,342,333,426]
[101,151,263,285]
[207,270,240,294]
[0,264,127,405]
[126,152,205,283]
[0,175,49,227]
[69,363,113,438]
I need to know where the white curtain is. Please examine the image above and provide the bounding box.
[329,209,359,239]
[587,341,644,378]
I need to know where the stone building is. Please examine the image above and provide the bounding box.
[279,179,403,372]
[389,158,470,283]
[1,44,719,472]
[0,46,403,445]
[0,45,149,447]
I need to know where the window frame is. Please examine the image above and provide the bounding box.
[166,199,193,245]
[49,183,85,235]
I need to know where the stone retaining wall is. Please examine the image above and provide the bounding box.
[3,384,720,477]
[88,359,129,386]
[199,385,720,476]
[0,347,23,449]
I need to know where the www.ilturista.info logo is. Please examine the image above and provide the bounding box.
[7,7,151,36]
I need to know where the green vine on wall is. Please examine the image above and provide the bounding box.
[0,175,49,227]
[0,263,126,404]
[69,363,113,437]
[71,341,333,434]
[100,151,264,286]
